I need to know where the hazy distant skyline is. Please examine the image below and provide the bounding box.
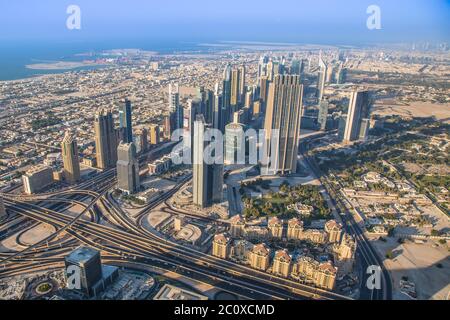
[0,0,449,46]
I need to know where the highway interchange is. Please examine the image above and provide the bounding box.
[0,136,392,300]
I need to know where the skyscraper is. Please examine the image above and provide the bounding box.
[94,108,118,169]
[335,62,346,84]
[257,55,269,83]
[343,90,371,143]
[318,100,330,131]
[222,64,232,127]
[169,83,183,132]
[149,124,160,145]
[266,59,274,81]
[192,115,223,208]
[316,55,327,102]
[119,99,133,143]
[134,128,148,153]
[225,122,245,165]
[163,115,171,139]
[116,142,140,194]
[259,76,269,109]
[212,83,224,132]
[239,65,246,105]
[187,99,201,162]
[263,75,303,175]
[230,68,241,111]
[61,130,80,184]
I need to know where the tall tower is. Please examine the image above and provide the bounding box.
[230,68,240,111]
[316,55,327,102]
[318,100,329,131]
[119,99,133,143]
[263,75,303,175]
[257,55,269,83]
[212,83,224,132]
[238,65,246,105]
[222,64,232,127]
[149,124,160,145]
[225,122,245,165]
[259,76,269,109]
[343,90,371,143]
[94,109,118,170]
[192,115,223,208]
[169,83,183,131]
[61,130,80,184]
[116,142,140,194]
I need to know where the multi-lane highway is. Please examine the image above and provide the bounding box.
[0,139,359,301]
[299,134,393,300]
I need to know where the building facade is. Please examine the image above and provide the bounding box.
[116,142,140,194]
[61,130,81,184]
[263,75,303,175]
[94,108,118,169]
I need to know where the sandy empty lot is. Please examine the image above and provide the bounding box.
[372,237,449,300]
[373,101,450,123]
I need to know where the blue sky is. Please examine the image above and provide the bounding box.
[0,0,448,45]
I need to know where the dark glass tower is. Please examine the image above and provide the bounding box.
[119,99,133,143]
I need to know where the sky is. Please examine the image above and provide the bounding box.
[0,0,448,47]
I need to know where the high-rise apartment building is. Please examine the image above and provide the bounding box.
[316,56,327,102]
[149,124,160,145]
[238,65,246,104]
[134,128,148,153]
[263,75,303,175]
[343,90,371,143]
[61,130,80,184]
[222,64,232,127]
[318,100,329,131]
[230,69,241,110]
[116,142,140,194]
[169,83,184,132]
[224,122,245,165]
[192,115,223,208]
[94,108,118,169]
[119,99,133,143]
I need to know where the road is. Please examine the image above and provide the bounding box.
[299,133,393,300]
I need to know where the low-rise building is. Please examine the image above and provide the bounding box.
[292,256,337,290]
[287,218,304,240]
[22,164,54,194]
[244,225,268,241]
[325,220,343,243]
[212,233,230,259]
[268,216,283,238]
[249,243,270,271]
[272,249,291,277]
[153,284,208,300]
[230,239,253,263]
[230,215,245,238]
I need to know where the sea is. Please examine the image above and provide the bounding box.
[0,40,214,82]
